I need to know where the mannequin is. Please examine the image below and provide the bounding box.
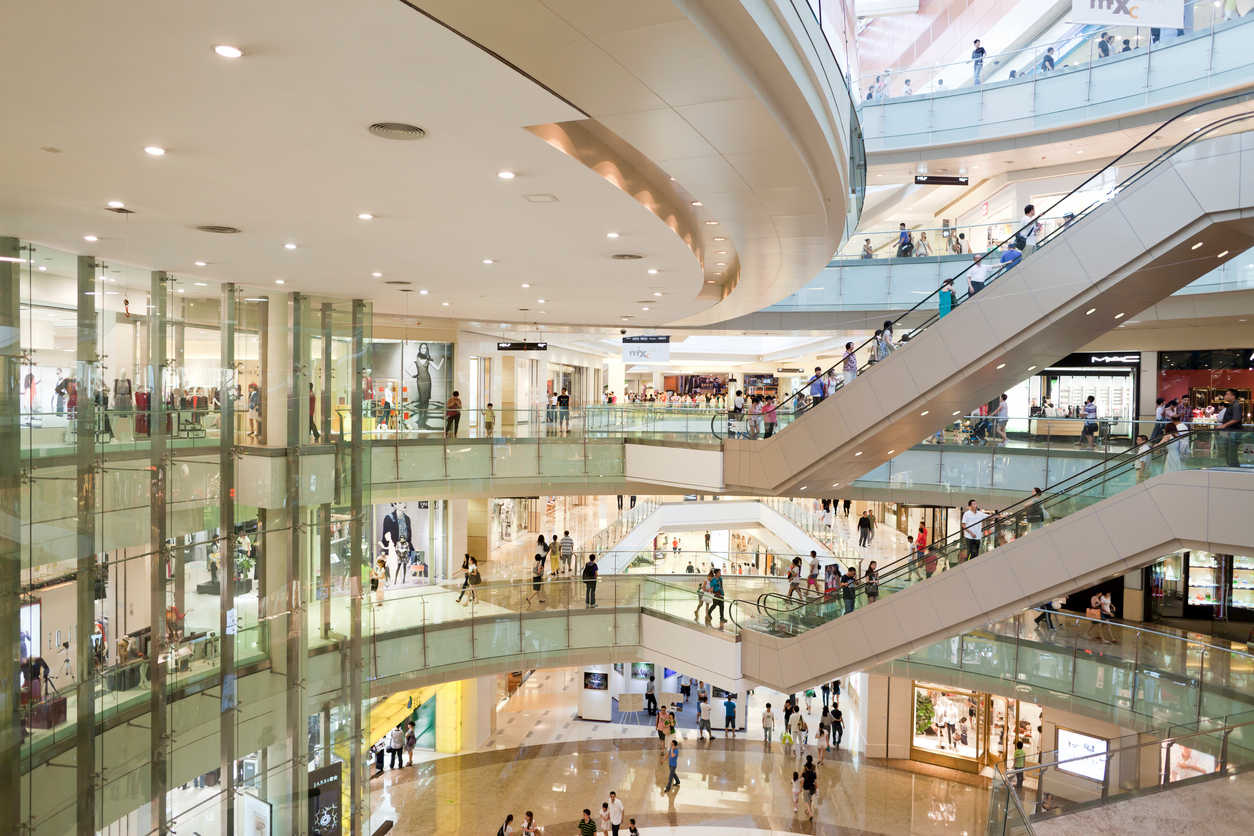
[113,376,134,441]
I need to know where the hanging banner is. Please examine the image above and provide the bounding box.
[308,763,343,835]
[1066,0,1184,28]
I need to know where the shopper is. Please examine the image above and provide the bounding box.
[607,791,625,836]
[387,724,404,769]
[404,721,417,766]
[787,557,804,601]
[915,230,931,256]
[723,692,737,737]
[560,530,575,575]
[1022,204,1041,254]
[598,803,611,833]
[1080,395,1100,450]
[1025,487,1047,530]
[815,714,829,764]
[497,814,515,836]
[832,703,844,747]
[1040,46,1055,72]
[841,341,857,386]
[961,500,990,559]
[861,238,874,259]
[972,39,986,84]
[655,705,669,749]
[1134,433,1151,482]
[454,553,474,603]
[857,511,872,547]
[444,390,462,437]
[483,401,495,436]
[762,701,775,742]
[708,568,726,626]
[1098,31,1112,58]
[646,675,658,715]
[840,566,857,614]
[967,252,992,296]
[557,387,571,434]
[1164,422,1190,473]
[820,681,831,708]
[896,222,913,257]
[807,366,826,408]
[865,560,880,603]
[763,395,778,438]
[663,741,681,792]
[791,770,801,812]
[524,553,545,607]
[938,280,956,318]
[627,819,639,836]
[578,809,597,836]
[916,522,929,575]
[698,697,713,740]
[802,761,818,820]
[582,553,599,607]
[992,393,1009,443]
[520,811,540,835]
[1218,387,1244,467]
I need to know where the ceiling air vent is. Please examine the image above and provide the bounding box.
[611,253,643,261]
[383,280,412,286]
[195,225,242,234]
[368,122,426,141]
[106,207,135,215]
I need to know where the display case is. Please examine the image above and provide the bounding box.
[1148,554,1185,619]
[1186,551,1227,618]
[1230,555,1254,616]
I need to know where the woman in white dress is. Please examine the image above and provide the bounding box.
[1164,423,1190,473]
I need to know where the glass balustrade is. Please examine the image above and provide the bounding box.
[857,0,1254,149]
[732,431,1254,639]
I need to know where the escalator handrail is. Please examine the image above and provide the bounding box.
[763,92,1254,426]
[726,432,1212,627]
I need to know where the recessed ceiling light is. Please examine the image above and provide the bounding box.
[996,363,1006,369]
[83,235,98,242]
[716,262,726,267]
[194,260,207,267]
[887,449,895,455]
[419,289,428,295]
[647,268,659,275]
[357,212,374,221]
[717,250,727,255]
[482,258,495,265]
[606,232,620,239]
[1114,312,1125,319]
[37,266,46,272]
[441,301,450,306]
[213,44,243,59]
[704,220,719,225]
[369,271,382,278]
[284,242,297,250]
[641,306,649,311]
[106,200,125,209]
[1085,308,1096,315]
[831,483,840,487]
[520,283,531,288]
[1027,365,1037,371]
[705,279,715,284]
[176,288,185,294]
[1218,250,1230,258]
[713,236,726,242]
[854,451,862,456]
[84,291,96,296]
[497,170,516,180]
[690,200,703,207]
[920,410,929,416]
[953,411,961,416]
[143,145,165,156]
[193,281,208,287]
[1191,241,1204,250]
[537,298,546,304]
[275,279,285,285]
[652,291,662,297]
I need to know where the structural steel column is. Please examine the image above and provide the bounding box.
[349,299,366,836]
[319,303,333,638]
[0,238,23,826]
[287,294,308,834]
[75,255,99,835]
[219,284,238,836]
[148,271,171,833]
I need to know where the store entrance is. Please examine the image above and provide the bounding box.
[911,682,1043,774]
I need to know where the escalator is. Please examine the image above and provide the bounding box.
[732,430,1254,692]
[721,93,1254,495]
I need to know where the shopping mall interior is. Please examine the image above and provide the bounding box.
[5,1,1254,834]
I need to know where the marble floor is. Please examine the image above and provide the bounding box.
[369,669,988,835]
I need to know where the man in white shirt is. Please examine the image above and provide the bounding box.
[698,698,713,740]
[606,791,625,835]
[967,253,992,296]
[961,500,990,559]
[1022,203,1041,253]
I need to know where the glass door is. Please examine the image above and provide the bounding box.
[1230,554,1254,620]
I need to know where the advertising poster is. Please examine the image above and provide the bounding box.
[583,672,608,691]
[237,793,272,836]
[1162,742,1216,782]
[368,340,454,431]
[308,762,342,836]
[630,662,654,681]
[373,501,430,579]
[1056,729,1108,781]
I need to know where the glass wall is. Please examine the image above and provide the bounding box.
[6,235,382,835]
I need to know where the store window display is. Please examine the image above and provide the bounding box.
[367,340,454,433]
[912,682,1044,773]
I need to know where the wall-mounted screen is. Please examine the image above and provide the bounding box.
[583,672,608,691]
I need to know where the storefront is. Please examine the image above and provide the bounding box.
[911,681,1043,774]
[1002,352,1140,439]
[1146,549,1254,623]
[662,373,727,398]
[742,373,779,399]
[1158,349,1254,424]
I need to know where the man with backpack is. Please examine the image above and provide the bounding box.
[895,222,913,257]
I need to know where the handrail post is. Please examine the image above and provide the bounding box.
[1220,726,1231,771]
[1198,647,1207,722]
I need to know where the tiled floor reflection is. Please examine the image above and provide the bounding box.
[370,670,987,835]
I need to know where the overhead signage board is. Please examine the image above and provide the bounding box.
[1066,0,1183,28]
[496,341,547,351]
[914,175,969,186]
[623,335,670,362]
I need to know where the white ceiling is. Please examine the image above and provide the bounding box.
[0,0,716,324]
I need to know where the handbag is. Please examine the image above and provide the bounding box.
[1085,607,1101,619]
[469,570,481,586]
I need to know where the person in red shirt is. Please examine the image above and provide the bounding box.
[917,522,933,578]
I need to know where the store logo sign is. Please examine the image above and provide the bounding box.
[1090,354,1139,364]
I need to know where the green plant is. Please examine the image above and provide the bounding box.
[915,693,935,736]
